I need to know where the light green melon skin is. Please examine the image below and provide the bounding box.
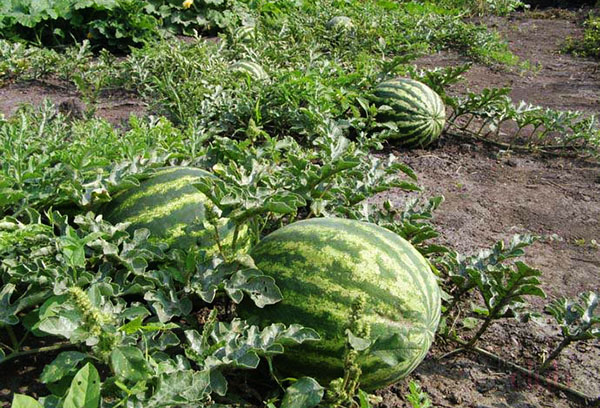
[373,78,446,148]
[230,61,269,81]
[239,217,441,391]
[103,167,243,253]
[326,16,354,31]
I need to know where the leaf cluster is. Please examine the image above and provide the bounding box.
[438,235,546,346]
[547,291,600,342]
[0,98,431,407]
[563,14,600,59]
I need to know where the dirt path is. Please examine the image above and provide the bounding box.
[417,11,599,114]
[380,10,600,408]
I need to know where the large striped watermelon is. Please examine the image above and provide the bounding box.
[103,167,241,253]
[372,78,446,148]
[238,218,441,391]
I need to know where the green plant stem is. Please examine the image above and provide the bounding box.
[445,128,586,158]
[1,342,73,365]
[231,224,240,252]
[465,315,493,348]
[539,336,572,374]
[212,222,226,259]
[445,337,600,406]
[7,326,19,350]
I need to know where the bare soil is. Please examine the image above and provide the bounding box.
[1,7,599,408]
[0,80,146,126]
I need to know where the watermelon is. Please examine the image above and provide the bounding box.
[326,16,354,31]
[238,218,441,391]
[103,167,242,253]
[372,78,446,148]
[233,24,256,42]
[230,61,269,81]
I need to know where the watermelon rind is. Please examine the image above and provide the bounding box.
[230,61,269,81]
[238,217,441,391]
[103,167,245,253]
[373,78,446,148]
[326,16,354,31]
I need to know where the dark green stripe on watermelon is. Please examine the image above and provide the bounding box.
[238,217,441,391]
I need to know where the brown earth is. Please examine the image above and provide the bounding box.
[1,7,599,408]
[0,80,146,126]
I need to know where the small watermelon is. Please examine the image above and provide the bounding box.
[230,61,269,81]
[233,24,256,42]
[103,167,244,253]
[238,218,441,391]
[326,16,354,31]
[372,78,446,148]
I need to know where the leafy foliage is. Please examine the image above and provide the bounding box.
[0,0,158,50]
[2,0,599,405]
[540,291,600,372]
[406,381,434,408]
[0,99,422,406]
[438,235,546,346]
[563,14,600,59]
[547,291,600,342]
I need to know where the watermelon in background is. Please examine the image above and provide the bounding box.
[103,166,242,253]
[326,16,354,31]
[238,217,441,391]
[372,78,446,148]
[230,61,269,81]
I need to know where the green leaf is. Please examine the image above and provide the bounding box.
[41,352,88,384]
[462,317,479,329]
[346,329,371,351]
[119,316,144,334]
[225,268,283,308]
[280,377,324,408]
[0,284,19,325]
[11,394,43,408]
[358,389,371,408]
[149,370,211,407]
[110,346,151,383]
[63,363,101,408]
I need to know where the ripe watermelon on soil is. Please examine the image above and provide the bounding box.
[372,78,446,148]
[103,166,242,253]
[238,217,441,391]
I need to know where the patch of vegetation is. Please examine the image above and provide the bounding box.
[563,14,600,58]
[0,0,248,50]
[2,0,600,407]
[408,64,600,159]
[440,0,529,16]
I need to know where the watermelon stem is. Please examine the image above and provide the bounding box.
[0,342,74,366]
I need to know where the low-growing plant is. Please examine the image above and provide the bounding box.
[563,14,600,59]
[0,0,159,50]
[541,291,600,373]
[0,100,433,407]
[406,380,434,408]
[439,234,538,316]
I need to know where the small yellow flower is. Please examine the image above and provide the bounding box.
[182,0,193,9]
